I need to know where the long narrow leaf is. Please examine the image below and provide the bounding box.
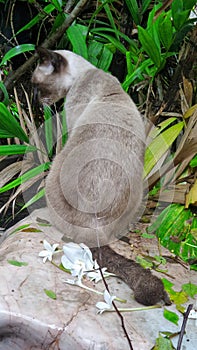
[20,188,45,211]
[16,4,55,35]
[67,25,88,59]
[0,162,50,193]
[0,145,37,156]
[0,45,35,66]
[0,82,9,105]
[138,26,161,67]
[92,33,127,54]
[0,103,29,142]
[44,106,53,158]
[125,0,140,25]
[144,122,184,177]
[148,118,178,139]
[102,0,119,39]
[141,0,152,15]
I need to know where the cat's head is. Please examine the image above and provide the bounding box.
[32,47,95,105]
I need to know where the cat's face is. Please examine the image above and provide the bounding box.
[32,48,95,105]
[32,47,70,105]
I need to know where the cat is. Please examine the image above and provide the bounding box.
[32,47,145,247]
[32,48,170,305]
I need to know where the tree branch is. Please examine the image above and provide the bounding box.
[0,0,89,100]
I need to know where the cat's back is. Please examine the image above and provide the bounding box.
[46,63,146,246]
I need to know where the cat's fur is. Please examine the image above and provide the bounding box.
[32,48,171,305]
[32,48,145,247]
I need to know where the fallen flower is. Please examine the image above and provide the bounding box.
[39,240,59,263]
[87,261,115,283]
[61,242,94,279]
[96,290,116,314]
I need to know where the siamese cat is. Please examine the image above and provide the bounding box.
[32,47,145,246]
[32,48,170,305]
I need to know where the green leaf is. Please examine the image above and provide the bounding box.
[162,278,174,291]
[136,255,153,269]
[102,0,119,39]
[138,26,161,68]
[141,0,152,15]
[20,188,45,211]
[184,0,197,10]
[125,0,140,25]
[0,145,37,156]
[0,44,35,66]
[92,33,127,54]
[67,24,88,59]
[97,45,113,71]
[163,308,179,325]
[16,4,55,35]
[44,106,53,158]
[159,14,173,51]
[44,289,57,300]
[182,283,197,298]
[10,224,30,235]
[122,58,155,91]
[0,162,50,193]
[144,122,184,177]
[190,155,197,168]
[51,0,62,12]
[141,233,155,239]
[0,82,9,105]
[7,260,28,267]
[148,118,178,139]
[152,333,176,349]
[148,204,197,263]
[0,102,29,142]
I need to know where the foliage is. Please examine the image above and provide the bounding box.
[0,0,196,264]
[148,204,197,268]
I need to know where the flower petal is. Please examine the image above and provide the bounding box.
[43,240,52,251]
[63,242,84,263]
[61,255,74,270]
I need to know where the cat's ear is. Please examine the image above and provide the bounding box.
[36,47,67,75]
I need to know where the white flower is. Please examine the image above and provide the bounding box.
[61,242,94,280]
[87,261,115,283]
[96,290,116,314]
[39,240,59,263]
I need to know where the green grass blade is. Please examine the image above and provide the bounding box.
[15,4,55,35]
[148,118,178,139]
[138,26,161,67]
[125,0,140,25]
[0,145,37,156]
[92,33,127,54]
[144,122,184,177]
[44,106,53,158]
[0,44,35,66]
[141,0,152,15]
[20,188,45,211]
[122,59,154,91]
[0,102,29,142]
[102,0,119,39]
[0,82,9,105]
[0,162,50,193]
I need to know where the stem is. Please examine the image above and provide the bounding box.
[108,305,161,312]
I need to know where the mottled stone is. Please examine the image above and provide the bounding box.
[0,208,196,349]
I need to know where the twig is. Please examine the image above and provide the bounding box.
[99,265,133,350]
[176,304,193,350]
[0,0,89,100]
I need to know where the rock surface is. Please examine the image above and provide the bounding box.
[0,208,196,350]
